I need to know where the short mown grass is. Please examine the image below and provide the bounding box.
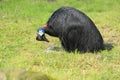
[0,0,120,80]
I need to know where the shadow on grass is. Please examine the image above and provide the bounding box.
[104,43,114,51]
[44,43,114,53]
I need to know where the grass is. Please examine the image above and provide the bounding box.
[0,0,120,80]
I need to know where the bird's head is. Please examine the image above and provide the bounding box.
[36,27,49,42]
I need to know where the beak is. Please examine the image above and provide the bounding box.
[36,34,49,42]
[42,34,49,42]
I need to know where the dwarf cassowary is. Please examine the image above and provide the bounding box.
[36,7,104,53]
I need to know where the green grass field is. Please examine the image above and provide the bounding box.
[0,0,120,80]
